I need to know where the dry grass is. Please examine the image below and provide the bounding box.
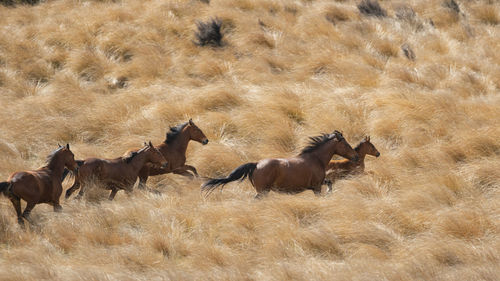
[0,0,499,280]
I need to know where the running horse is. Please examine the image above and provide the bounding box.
[65,141,167,200]
[0,144,78,227]
[136,119,208,189]
[324,136,380,192]
[202,131,358,198]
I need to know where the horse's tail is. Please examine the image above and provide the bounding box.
[0,181,11,196]
[61,160,85,182]
[201,162,257,195]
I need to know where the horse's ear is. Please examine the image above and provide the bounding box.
[144,141,147,147]
[66,143,70,149]
[189,118,193,125]
[149,141,153,147]
[58,143,61,147]
[366,136,370,142]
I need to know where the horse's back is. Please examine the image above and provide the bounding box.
[254,157,323,192]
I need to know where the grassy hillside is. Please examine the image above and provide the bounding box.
[0,0,499,280]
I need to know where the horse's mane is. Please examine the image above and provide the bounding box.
[45,147,64,164]
[300,131,343,155]
[164,122,188,144]
[123,146,147,163]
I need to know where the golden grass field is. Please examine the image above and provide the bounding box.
[0,0,499,279]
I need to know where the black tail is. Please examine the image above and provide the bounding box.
[61,160,84,182]
[0,181,11,196]
[201,162,257,195]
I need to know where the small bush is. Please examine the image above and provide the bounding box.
[0,0,41,6]
[357,0,387,18]
[401,43,416,61]
[443,0,460,15]
[195,18,223,47]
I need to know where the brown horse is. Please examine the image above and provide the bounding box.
[202,131,358,198]
[0,144,78,227]
[65,142,167,201]
[136,119,208,189]
[324,136,380,192]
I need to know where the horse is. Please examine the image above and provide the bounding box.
[324,136,380,192]
[136,119,208,189]
[65,141,167,201]
[0,144,78,227]
[201,131,358,198]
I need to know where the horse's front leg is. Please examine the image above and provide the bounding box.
[182,165,199,177]
[312,185,323,197]
[137,166,150,190]
[65,180,81,199]
[173,166,196,179]
[52,183,63,212]
[323,179,333,194]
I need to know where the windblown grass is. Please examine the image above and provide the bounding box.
[0,0,499,280]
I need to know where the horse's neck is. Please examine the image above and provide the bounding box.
[355,146,367,164]
[309,141,339,168]
[170,128,191,154]
[46,156,66,179]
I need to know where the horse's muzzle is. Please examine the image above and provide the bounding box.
[202,139,209,145]
[376,152,380,157]
[161,162,168,169]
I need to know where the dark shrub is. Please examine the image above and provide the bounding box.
[0,0,41,6]
[401,43,416,61]
[357,0,387,18]
[195,18,223,47]
[443,0,460,14]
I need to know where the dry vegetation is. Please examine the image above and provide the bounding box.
[0,0,499,280]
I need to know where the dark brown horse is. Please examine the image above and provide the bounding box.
[65,142,167,201]
[0,144,78,227]
[136,119,208,189]
[202,131,358,198]
[324,136,380,192]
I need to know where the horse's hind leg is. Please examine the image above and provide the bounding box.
[108,188,118,201]
[254,190,269,199]
[53,203,62,212]
[21,202,36,225]
[9,196,24,227]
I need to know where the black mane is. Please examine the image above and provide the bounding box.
[300,131,344,155]
[300,134,332,155]
[123,145,147,163]
[164,122,188,144]
[123,151,138,163]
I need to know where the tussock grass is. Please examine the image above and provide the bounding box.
[0,0,499,280]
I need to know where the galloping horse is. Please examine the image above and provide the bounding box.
[65,142,167,201]
[324,136,380,192]
[0,144,78,227]
[202,131,358,198]
[136,119,208,189]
